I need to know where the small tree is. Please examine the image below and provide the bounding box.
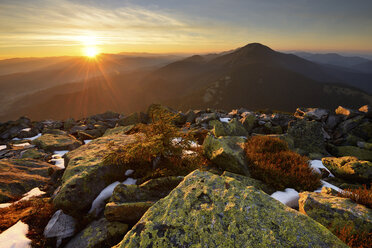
[104,108,207,179]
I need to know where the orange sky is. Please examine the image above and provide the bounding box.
[1,0,372,59]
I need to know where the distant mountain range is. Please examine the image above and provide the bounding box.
[0,43,371,121]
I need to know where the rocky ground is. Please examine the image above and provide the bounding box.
[0,104,371,247]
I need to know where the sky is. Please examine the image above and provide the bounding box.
[0,0,372,58]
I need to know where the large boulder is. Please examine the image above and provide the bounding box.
[105,176,183,224]
[203,135,249,176]
[299,191,372,235]
[31,133,82,152]
[64,218,128,248]
[295,108,329,121]
[114,170,346,248]
[118,112,148,126]
[53,134,140,216]
[0,158,60,203]
[209,119,248,137]
[287,119,326,155]
[321,156,372,183]
[328,145,372,161]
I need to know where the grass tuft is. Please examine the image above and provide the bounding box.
[338,184,372,209]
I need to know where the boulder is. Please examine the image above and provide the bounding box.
[44,210,76,247]
[63,118,76,131]
[115,170,346,248]
[0,158,60,203]
[335,106,360,119]
[322,156,372,183]
[336,115,365,137]
[103,125,134,137]
[147,104,186,125]
[64,218,128,248]
[32,133,82,152]
[53,134,140,216]
[287,119,326,155]
[20,148,50,160]
[221,171,275,194]
[299,191,372,235]
[195,113,217,125]
[295,108,329,121]
[359,105,372,118]
[105,176,183,224]
[240,113,256,132]
[209,119,248,137]
[328,145,372,161]
[325,114,343,130]
[203,135,249,176]
[118,112,148,126]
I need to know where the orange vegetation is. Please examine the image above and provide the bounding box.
[244,136,321,191]
[338,184,372,209]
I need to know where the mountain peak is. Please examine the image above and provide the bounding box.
[240,43,274,53]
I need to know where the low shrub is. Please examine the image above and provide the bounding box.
[333,224,372,248]
[338,184,371,208]
[104,108,208,181]
[244,136,321,191]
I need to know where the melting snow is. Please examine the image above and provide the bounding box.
[0,221,31,248]
[310,160,334,177]
[315,180,342,193]
[27,133,41,141]
[271,188,299,208]
[13,142,32,148]
[219,117,231,123]
[51,151,68,169]
[89,181,120,215]
[0,145,6,151]
[125,169,134,176]
[123,178,137,185]
[0,187,45,209]
[89,177,137,215]
[21,128,31,132]
[84,140,92,144]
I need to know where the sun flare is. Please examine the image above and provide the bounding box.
[84,47,99,58]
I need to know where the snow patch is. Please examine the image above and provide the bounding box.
[310,160,334,177]
[315,180,342,193]
[0,221,31,248]
[0,187,45,209]
[219,117,231,123]
[271,188,299,208]
[13,142,32,148]
[51,151,68,169]
[27,133,41,141]
[0,145,6,151]
[84,139,92,144]
[89,181,120,215]
[89,177,137,215]
[21,128,31,132]
[125,169,134,176]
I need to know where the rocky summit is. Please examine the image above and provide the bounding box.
[0,104,371,247]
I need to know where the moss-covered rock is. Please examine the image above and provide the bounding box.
[240,113,256,132]
[287,119,326,155]
[0,158,59,203]
[322,156,372,183]
[299,191,372,235]
[118,112,148,126]
[103,125,134,137]
[64,217,128,248]
[31,133,82,152]
[105,176,184,224]
[209,119,248,137]
[329,145,372,161]
[53,134,139,216]
[203,135,249,176]
[20,148,49,160]
[147,104,185,125]
[221,171,275,194]
[115,170,347,248]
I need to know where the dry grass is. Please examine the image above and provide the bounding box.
[338,184,372,209]
[0,197,54,247]
[244,136,321,191]
[333,225,372,248]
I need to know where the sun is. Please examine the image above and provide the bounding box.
[84,47,99,58]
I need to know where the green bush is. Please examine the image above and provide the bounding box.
[244,136,321,191]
